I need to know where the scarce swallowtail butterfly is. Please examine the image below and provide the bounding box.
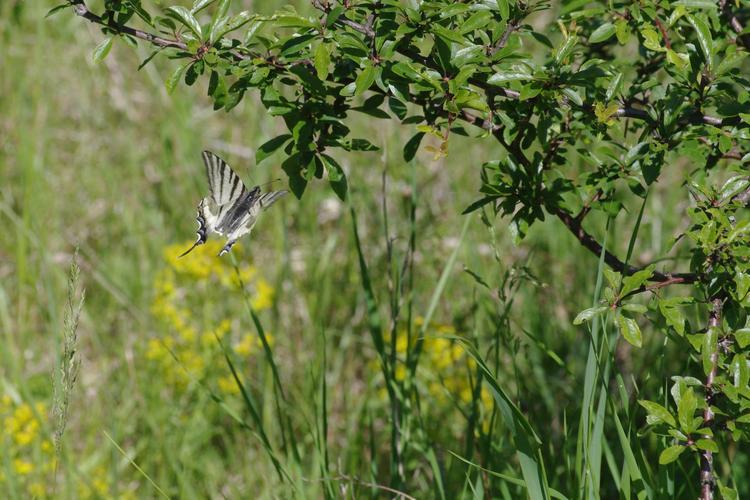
[179,150,287,258]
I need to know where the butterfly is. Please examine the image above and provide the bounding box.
[179,150,287,258]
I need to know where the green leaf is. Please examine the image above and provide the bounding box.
[622,303,647,314]
[659,299,689,336]
[92,37,114,63]
[686,14,713,69]
[213,11,254,42]
[666,49,689,69]
[282,152,309,199]
[640,27,662,52]
[616,313,642,347]
[45,4,69,18]
[736,328,750,348]
[589,22,616,44]
[191,0,217,14]
[166,6,203,39]
[677,387,697,432]
[314,43,331,81]
[321,154,347,201]
[561,88,582,106]
[433,25,466,44]
[462,196,498,215]
[573,306,608,325]
[355,63,377,96]
[166,62,190,94]
[638,400,677,427]
[403,132,425,162]
[256,134,292,164]
[695,439,718,452]
[488,67,533,85]
[658,445,685,464]
[620,266,654,296]
[604,72,623,101]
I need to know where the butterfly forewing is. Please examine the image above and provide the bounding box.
[203,150,246,207]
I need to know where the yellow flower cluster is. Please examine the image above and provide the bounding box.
[147,240,275,395]
[1,395,120,498]
[0,395,54,497]
[375,319,494,432]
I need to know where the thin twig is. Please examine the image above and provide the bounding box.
[491,20,519,56]
[552,206,697,283]
[70,1,187,50]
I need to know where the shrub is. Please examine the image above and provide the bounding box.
[53,0,750,497]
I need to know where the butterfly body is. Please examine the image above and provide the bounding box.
[180,151,286,258]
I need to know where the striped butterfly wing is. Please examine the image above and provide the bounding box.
[203,150,248,208]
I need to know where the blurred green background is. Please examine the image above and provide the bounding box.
[2,1,746,498]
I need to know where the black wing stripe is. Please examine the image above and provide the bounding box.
[228,172,240,203]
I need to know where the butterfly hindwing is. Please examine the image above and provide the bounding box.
[259,190,287,209]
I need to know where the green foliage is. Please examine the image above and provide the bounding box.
[42,0,750,497]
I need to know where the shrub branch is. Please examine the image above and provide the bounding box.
[700,297,723,500]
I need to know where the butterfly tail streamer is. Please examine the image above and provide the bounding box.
[259,190,287,210]
[179,202,208,258]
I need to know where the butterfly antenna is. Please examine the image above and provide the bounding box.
[258,178,283,189]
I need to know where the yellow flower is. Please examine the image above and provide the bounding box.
[13,459,34,475]
[251,279,275,310]
[234,334,257,356]
[394,364,407,382]
[218,375,240,395]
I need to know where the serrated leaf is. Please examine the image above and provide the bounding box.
[589,22,616,44]
[314,43,331,81]
[639,400,677,427]
[167,6,203,39]
[573,306,608,325]
[659,445,685,464]
[616,313,642,347]
[92,37,114,63]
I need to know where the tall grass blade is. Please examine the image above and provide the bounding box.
[408,215,470,375]
[460,341,550,500]
[103,431,171,499]
[213,330,290,484]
